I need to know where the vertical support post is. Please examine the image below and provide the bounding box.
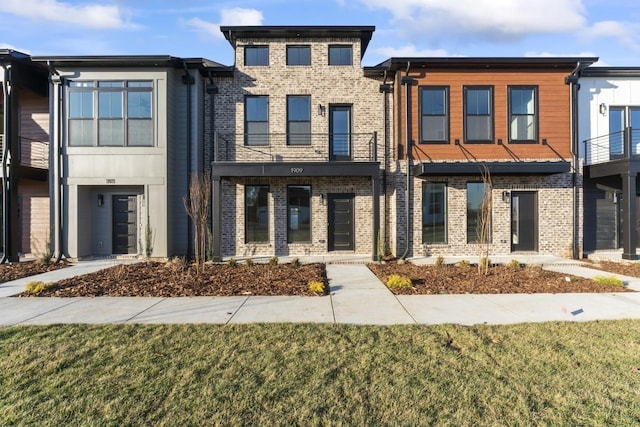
[622,172,638,260]
[625,126,633,159]
[372,131,378,162]
[211,176,222,261]
[372,174,380,261]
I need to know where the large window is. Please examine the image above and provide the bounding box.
[287,46,311,66]
[422,182,447,244]
[328,45,352,66]
[420,87,449,143]
[609,106,640,157]
[287,96,311,145]
[509,86,537,142]
[68,80,153,147]
[245,185,269,243]
[467,182,492,243]
[288,185,311,243]
[244,46,268,66]
[245,96,269,146]
[464,86,493,143]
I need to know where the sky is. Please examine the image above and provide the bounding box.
[0,0,639,67]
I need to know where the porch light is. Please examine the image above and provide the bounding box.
[599,103,607,115]
[502,191,510,203]
[97,194,104,207]
[318,104,326,116]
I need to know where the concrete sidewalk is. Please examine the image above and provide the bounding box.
[1,260,640,326]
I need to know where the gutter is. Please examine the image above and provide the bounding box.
[400,61,413,260]
[183,62,194,256]
[1,64,9,263]
[47,62,63,263]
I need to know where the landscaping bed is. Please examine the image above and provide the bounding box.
[0,260,68,284]
[585,259,640,278]
[19,260,327,297]
[368,262,633,294]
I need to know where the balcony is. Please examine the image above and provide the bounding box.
[584,127,640,166]
[0,134,49,170]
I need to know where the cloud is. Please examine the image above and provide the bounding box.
[357,0,586,41]
[582,20,640,54]
[184,8,263,40]
[374,44,460,57]
[0,43,31,54]
[0,0,133,29]
[524,50,598,58]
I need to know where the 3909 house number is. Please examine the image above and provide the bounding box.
[290,167,304,174]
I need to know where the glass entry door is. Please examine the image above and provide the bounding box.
[329,106,351,161]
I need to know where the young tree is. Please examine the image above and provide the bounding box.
[183,172,211,272]
[477,165,493,275]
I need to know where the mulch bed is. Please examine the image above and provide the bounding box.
[0,260,68,284]
[584,260,640,278]
[368,262,633,294]
[20,260,328,297]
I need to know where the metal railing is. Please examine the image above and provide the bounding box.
[584,127,640,165]
[213,132,378,163]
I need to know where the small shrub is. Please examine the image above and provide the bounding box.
[508,259,522,270]
[456,260,471,268]
[245,258,254,267]
[593,275,624,287]
[435,256,445,268]
[386,274,412,289]
[479,257,491,270]
[290,257,300,268]
[25,281,53,294]
[228,258,238,268]
[308,281,325,295]
[269,256,279,266]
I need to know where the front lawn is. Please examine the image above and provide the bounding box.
[2,322,640,425]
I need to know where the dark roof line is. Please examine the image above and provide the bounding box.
[368,56,599,70]
[581,67,640,77]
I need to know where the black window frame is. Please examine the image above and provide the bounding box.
[422,182,447,244]
[463,86,494,144]
[466,181,492,244]
[287,95,311,146]
[328,45,353,66]
[286,45,311,66]
[244,46,269,66]
[287,185,312,243]
[244,95,269,146]
[419,86,450,144]
[245,185,269,243]
[508,86,538,143]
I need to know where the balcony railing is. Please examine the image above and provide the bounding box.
[584,127,640,166]
[214,132,378,163]
[0,134,49,169]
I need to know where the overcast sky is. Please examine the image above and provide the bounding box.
[0,0,638,66]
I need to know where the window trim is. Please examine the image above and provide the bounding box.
[286,45,311,66]
[328,45,353,66]
[244,45,269,66]
[508,85,539,144]
[67,80,154,147]
[466,181,492,244]
[287,185,312,243]
[463,85,494,144]
[287,95,311,146]
[419,86,450,144]
[245,185,269,243]
[244,95,269,146]
[422,182,447,244]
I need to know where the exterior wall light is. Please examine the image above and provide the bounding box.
[599,103,607,115]
[97,194,104,207]
[502,191,510,203]
[318,104,325,116]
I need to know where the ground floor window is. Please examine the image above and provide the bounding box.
[245,185,269,242]
[288,185,311,242]
[422,182,446,243]
[467,182,492,243]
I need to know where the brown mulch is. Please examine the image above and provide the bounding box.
[0,260,68,284]
[368,262,633,294]
[584,260,640,278]
[20,261,328,297]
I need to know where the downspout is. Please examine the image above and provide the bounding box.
[566,62,584,260]
[401,62,412,259]
[380,71,390,259]
[183,62,194,257]
[1,64,9,263]
[47,62,63,263]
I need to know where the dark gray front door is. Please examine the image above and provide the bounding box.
[112,195,137,254]
[511,191,537,252]
[329,105,351,161]
[328,194,354,251]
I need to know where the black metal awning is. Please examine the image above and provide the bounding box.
[212,161,379,178]
[413,161,571,176]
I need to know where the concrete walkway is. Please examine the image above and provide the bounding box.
[1,259,640,326]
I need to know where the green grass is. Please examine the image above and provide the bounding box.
[2,322,640,425]
[593,275,625,287]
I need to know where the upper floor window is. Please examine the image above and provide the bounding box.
[328,45,352,66]
[464,86,493,143]
[287,95,311,145]
[287,46,311,66]
[609,106,640,157]
[245,96,269,146]
[244,46,269,66]
[509,86,538,142]
[68,80,153,147]
[420,86,449,143]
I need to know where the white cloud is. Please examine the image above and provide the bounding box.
[184,7,263,40]
[524,50,598,58]
[583,20,640,54]
[374,44,459,57]
[0,43,31,54]
[0,0,132,29]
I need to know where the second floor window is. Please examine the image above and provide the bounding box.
[68,80,153,147]
[287,96,311,145]
[509,86,537,142]
[328,45,352,66]
[245,96,269,146]
[287,46,311,66]
[464,86,493,143]
[244,46,268,66]
[420,86,449,143]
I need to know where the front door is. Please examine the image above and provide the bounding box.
[511,191,538,252]
[328,194,354,251]
[112,195,137,254]
[329,105,351,161]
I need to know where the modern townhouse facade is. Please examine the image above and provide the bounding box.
[580,67,640,259]
[209,26,387,260]
[370,57,596,259]
[1,51,50,262]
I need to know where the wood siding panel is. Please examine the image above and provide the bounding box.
[19,92,49,169]
[395,69,573,161]
[18,180,50,255]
